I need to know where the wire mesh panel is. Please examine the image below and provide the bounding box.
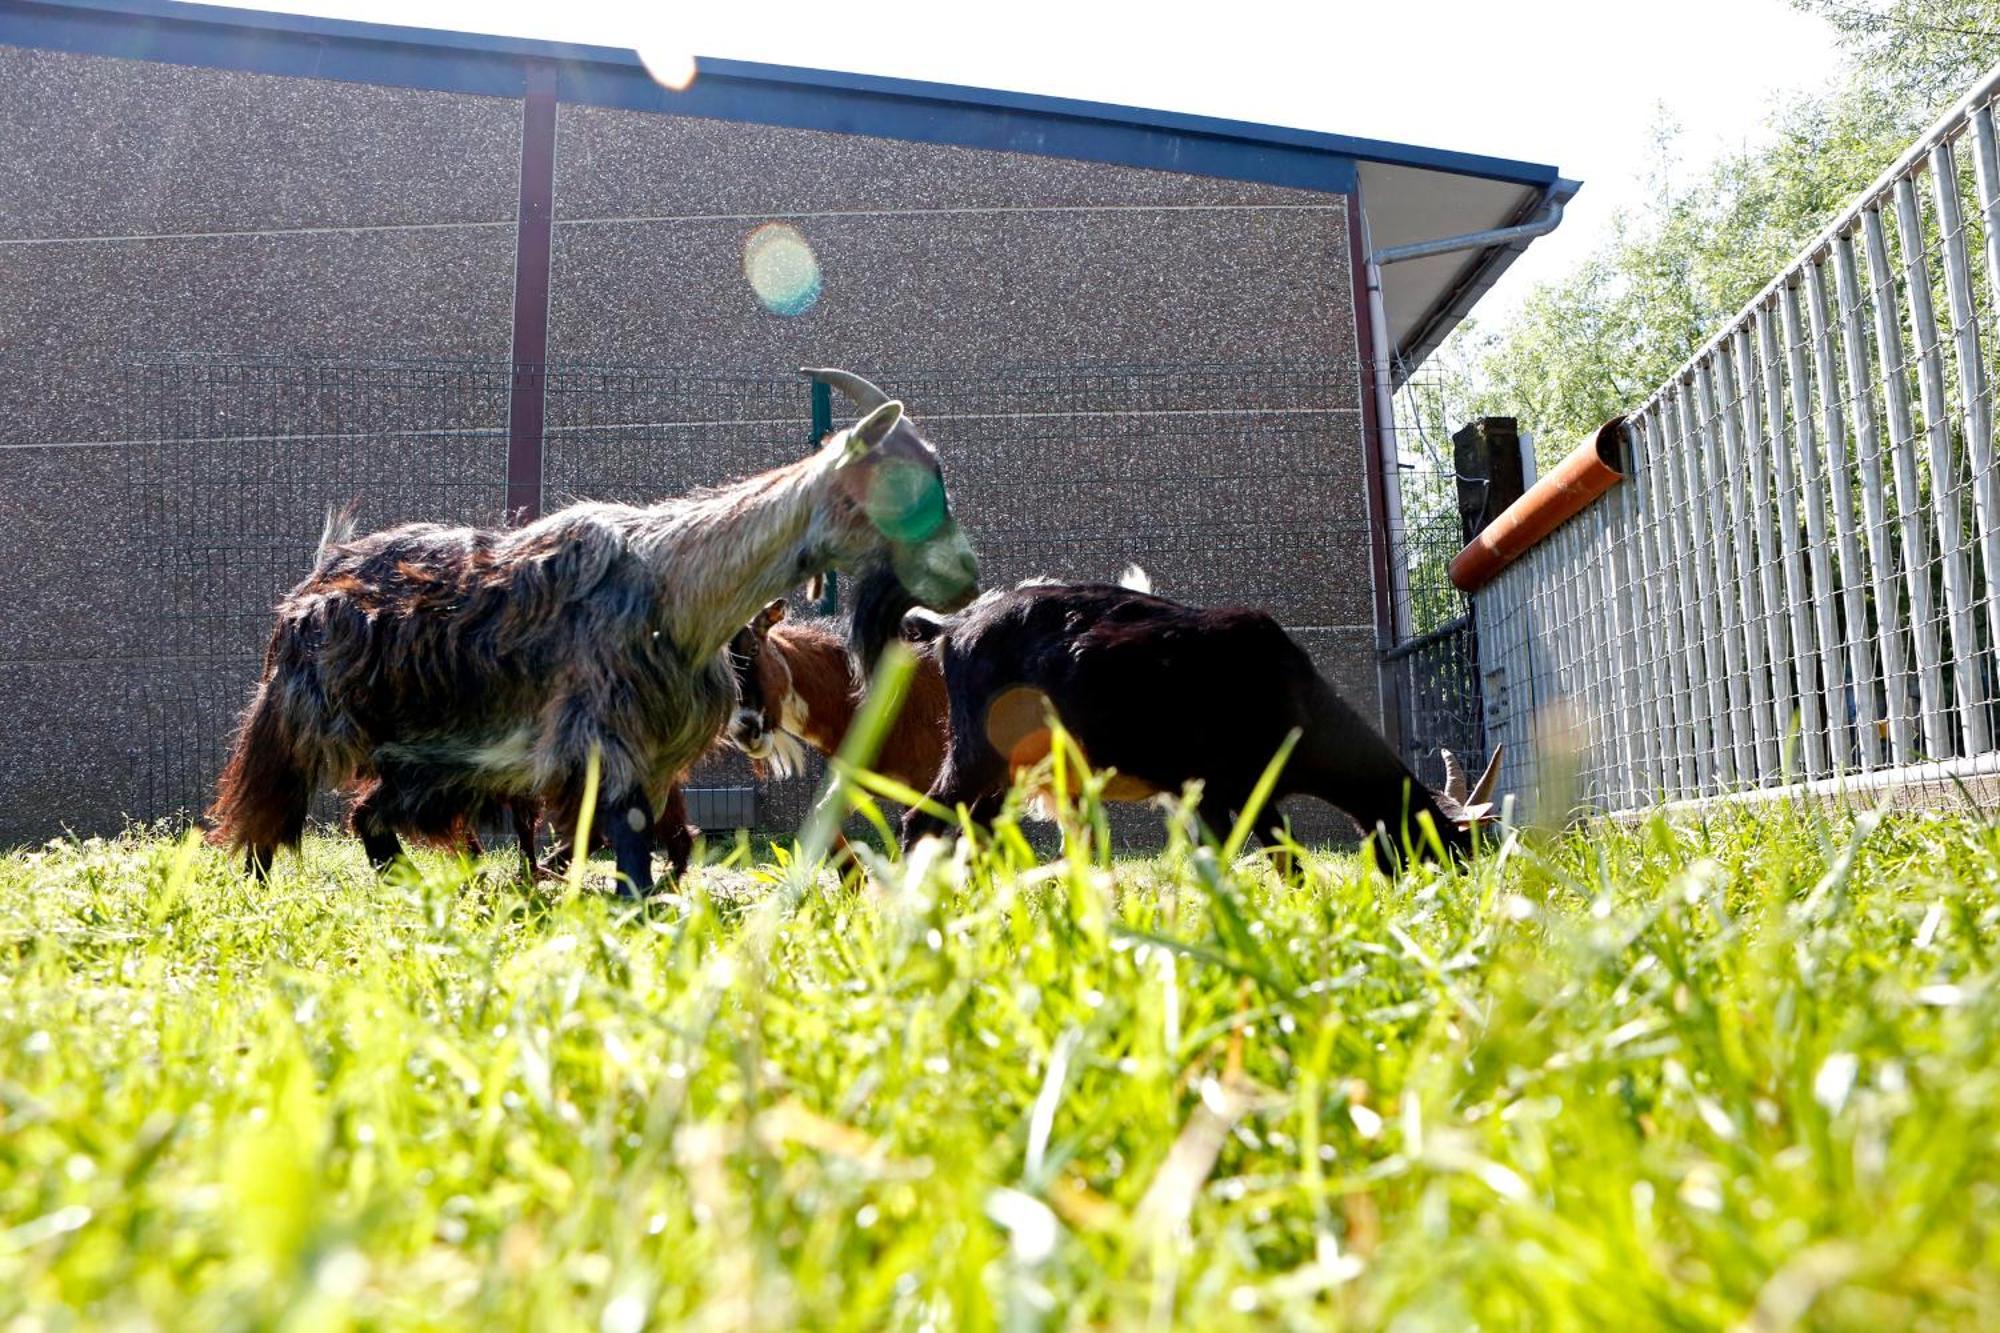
[1380,373,1491,789]
[1473,63,2000,816]
[851,363,1359,617]
[1384,614,1483,793]
[123,358,515,821]
[541,368,813,507]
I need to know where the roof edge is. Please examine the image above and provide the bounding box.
[1391,176,1585,380]
[8,0,1567,191]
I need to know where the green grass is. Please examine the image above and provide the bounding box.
[3,793,1999,1329]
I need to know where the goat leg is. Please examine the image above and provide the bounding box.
[656,784,695,881]
[347,780,409,873]
[506,796,541,874]
[606,789,656,898]
[901,747,1007,851]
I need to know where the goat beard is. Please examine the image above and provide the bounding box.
[755,729,811,782]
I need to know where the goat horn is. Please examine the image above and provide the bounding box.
[800,367,892,411]
[1468,744,1503,807]
[1440,749,1468,805]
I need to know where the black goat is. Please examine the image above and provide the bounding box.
[900,582,1497,864]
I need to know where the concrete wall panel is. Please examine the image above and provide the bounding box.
[546,208,1355,376]
[0,46,520,238]
[0,43,1388,849]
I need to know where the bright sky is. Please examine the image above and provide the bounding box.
[228,0,1849,323]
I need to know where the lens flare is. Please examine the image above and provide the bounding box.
[637,46,698,91]
[743,222,823,316]
[866,461,946,543]
[986,686,1056,771]
[630,15,698,92]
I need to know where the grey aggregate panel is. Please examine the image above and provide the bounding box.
[0,443,136,662]
[546,209,1357,375]
[0,662,143,844]
[0,46,521,238]
[0,227,516,444]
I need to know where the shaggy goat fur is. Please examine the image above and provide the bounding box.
[210,393,977,893]
[320,491,701,877]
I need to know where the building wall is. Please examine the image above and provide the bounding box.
[0,40,1378,846]
[0,43,522,844]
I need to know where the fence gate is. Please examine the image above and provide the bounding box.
[1383,442,1487,793]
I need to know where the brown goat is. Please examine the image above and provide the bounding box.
[725,599,949,793]
[209,387,979,895]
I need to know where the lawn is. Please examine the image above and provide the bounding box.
[2,785,1997,1329]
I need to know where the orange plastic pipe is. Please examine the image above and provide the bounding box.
[1448,416,1626,593]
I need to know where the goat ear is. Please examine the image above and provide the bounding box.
[1469,744,1503,806]
[1440,749,1468,805]
[842,399,904,459]
[901,607,946,644]
[758,599,787,630]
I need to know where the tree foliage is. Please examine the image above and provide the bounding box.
[1455,0,2000,460]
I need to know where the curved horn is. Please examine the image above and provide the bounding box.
[1468,745,1503,807]
[800,366,892,411]
[1440,749,1468,805]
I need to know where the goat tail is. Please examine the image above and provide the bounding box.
[1115,563,1153,594]
[317,499,362,564]
[205,680,317,875]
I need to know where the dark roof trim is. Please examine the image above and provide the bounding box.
[3,0,1564,197]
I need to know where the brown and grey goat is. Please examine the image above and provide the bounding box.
[898,581,1498,865]
[209,385,979,895]
[300,508,696,879]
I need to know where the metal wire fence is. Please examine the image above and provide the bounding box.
[121,357,786,828]
[1474,63,2000,815]
[1384,371,1488,791]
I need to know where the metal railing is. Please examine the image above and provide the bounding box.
[1473,62,2000,815]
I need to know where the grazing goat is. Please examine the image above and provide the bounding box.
[898,582,1498,864]
[725,595,950,794]
[209,384,979,895]
[723,565,1156,796]
[318,498,704,880]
